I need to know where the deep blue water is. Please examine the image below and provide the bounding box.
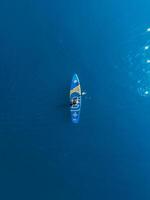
[1,0,150,199]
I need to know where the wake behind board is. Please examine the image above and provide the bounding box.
[70,74,81,123]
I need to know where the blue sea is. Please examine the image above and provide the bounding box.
[1,0,150,199]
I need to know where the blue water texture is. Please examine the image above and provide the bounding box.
[0,0,150,199]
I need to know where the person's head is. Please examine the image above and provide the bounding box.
[73,99,76,103]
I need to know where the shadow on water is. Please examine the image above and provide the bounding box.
[52,83,70,124]
[55,104,70,124]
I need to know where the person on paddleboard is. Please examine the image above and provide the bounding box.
[70,91,87,106]
[70,98,79,106]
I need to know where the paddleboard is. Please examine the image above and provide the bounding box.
[70,74,81,123]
